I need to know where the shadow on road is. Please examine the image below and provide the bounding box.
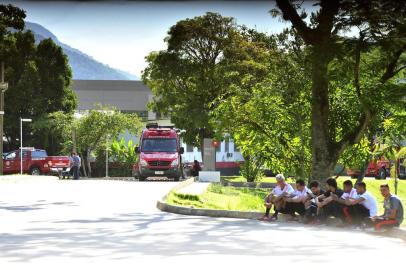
[0,211,385,263]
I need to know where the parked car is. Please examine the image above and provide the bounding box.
[346,157,390,179]
[2,148,70,176]
[132,123,184,181]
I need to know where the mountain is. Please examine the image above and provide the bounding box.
[25,22,138,80]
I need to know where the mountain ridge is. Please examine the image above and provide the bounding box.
[25,21,138,81]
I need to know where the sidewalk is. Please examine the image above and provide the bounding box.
[0,174,59,183]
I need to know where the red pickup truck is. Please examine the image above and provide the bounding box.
[2,148,70,176]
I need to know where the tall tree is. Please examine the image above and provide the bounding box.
[274,0,406,181]
[212,28,312,179]
[143,12,271,158]
[3,31,77,153]
[72,106,143,177]
[0,4,25,51]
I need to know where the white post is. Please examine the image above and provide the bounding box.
[20,118,32,175]
[20,118,22,174]
[105,136,109,178]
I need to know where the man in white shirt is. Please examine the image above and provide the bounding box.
[332,180,358,224]
[282,179,311,220]
[345,182,378,226]
[260,174,294,221]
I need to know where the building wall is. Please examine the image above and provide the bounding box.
[72,80,150,114]
[181,140,244,163]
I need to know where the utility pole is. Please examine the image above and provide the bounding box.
[0,61,9,175]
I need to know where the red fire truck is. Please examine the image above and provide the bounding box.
[346,157,391,179]
[132,123,184,181]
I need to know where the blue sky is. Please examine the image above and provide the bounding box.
[4,1,295,77]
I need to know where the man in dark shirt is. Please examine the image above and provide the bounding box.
[372,184,404,231]
[315,178,344,223]
[302,181,325,224]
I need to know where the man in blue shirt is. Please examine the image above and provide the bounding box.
[72,152,81,180]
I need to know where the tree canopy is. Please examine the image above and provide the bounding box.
[270,0,406,181]
[142,12,271,156]
[1,4,77,154]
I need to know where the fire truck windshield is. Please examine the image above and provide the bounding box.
[141,138,177,152]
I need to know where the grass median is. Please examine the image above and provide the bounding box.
[167,178,406,225]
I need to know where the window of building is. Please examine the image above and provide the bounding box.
[186,144,194,152]
[225,140,229,153]
[234,142,240,152]
[216,142,221,152]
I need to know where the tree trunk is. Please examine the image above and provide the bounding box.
[310,45,336,182]
[395,160,399,195]
[80,151,88,177]
[356,159,370,183]
[86,149,92,177]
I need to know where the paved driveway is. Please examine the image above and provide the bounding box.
[0,177,404,269]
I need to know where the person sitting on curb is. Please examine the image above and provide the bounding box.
[315,178,344,224]
[341,182,378,227]
[371,184,404,231]
[260,174,294,221]
[333,180,358,225]
[303,181,325,224]
[282,179,311,221]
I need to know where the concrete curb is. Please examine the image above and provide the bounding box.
[157,200,262,219]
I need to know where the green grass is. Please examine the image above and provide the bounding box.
[167,184,269,211]
[222,175,354,183]
[167,178,406,225]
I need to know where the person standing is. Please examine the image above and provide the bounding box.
[72,152,81,180]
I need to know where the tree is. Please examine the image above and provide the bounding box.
[0,4,25,52]
[73,106,143,177]
[211,28,312,180]
[142,12,271,158]
[3,30,77,153]
[273,0,406,182]
[373,108,406,194]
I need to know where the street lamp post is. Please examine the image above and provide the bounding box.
[20,118,32,174]
[0,61,9,175]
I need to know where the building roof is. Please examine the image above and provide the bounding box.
[72,80,152,111]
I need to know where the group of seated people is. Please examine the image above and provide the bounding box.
[259,174,404,231]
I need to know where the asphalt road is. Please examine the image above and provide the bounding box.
[0,177,405,269]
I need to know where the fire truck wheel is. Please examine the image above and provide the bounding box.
[377,168,387,180]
